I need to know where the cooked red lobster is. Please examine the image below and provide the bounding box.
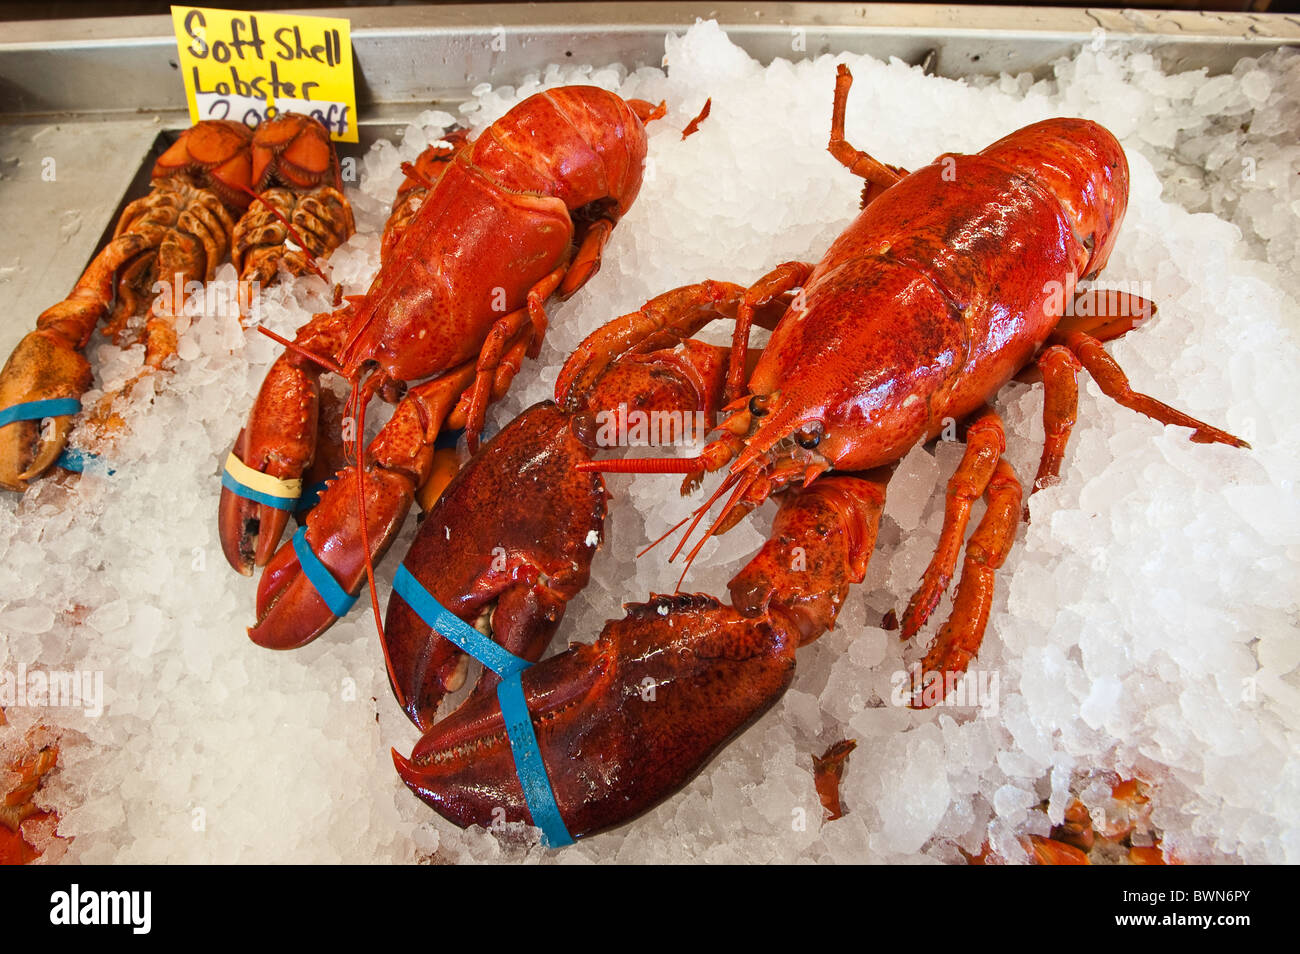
[218,85,664,652]
[386,65,1247,841]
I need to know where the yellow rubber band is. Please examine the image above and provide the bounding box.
[223,452,303,500]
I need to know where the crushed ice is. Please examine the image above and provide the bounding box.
[2,21,1297,864]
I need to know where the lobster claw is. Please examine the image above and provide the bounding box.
[383,401,605,729]
[248,463,414,649]
[218,352,323,575]
[0,329,92,492]
[394,594,797,839]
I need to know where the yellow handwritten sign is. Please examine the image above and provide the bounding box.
[171,6,357,142]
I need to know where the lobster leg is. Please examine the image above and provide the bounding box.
[556,280,748,407]
[557,218,614,299]
[917,457,1023,685]
[142,199,235,371]
[829,63,905,193]
[726,262,815,403]
[457,264,567,452]
[1030,345,1083,495]
[83,196,237,444]
[899,406,1005,640]
[1055,289,1154,342]
[1055,330,1250,449]
[248,364,476,649]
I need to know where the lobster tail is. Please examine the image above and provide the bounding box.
[981,119,1129,279]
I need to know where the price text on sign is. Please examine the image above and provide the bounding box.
[170,5,358,142]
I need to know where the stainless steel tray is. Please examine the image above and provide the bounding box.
[1,2,1297,355]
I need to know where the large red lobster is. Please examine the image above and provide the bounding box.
[218,86,664,651]
[383,66,1247,843]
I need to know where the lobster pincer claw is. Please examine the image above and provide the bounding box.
[383,401,605,730]
[0,329,93,492]
[218,352,323,575]
[248,463,414,649]
[393,594,798,840]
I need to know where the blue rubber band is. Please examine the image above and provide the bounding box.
[56,447,114,476]
[296,480,329,513]
[0,397,81,429]
[393,565,528,678]
[391,564,574,848]
[220,471,299,511]
[291,526,359,617]
[496,670,574,848]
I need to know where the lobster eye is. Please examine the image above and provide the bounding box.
[748,394,770,417]
[795,422,823,449]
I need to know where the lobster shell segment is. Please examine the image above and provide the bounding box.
[394,594,797,838]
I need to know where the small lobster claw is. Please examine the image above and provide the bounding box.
[248,461,414,650]
[383,401,605,729]
[394,594,797,839]
[0,329,92,492]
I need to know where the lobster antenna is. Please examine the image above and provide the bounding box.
[673,472,755,592]
[575,454,706,474]
[636,511,697,559]
[351,370,388,648]
[256,326,347,376]
[669,470,742,563]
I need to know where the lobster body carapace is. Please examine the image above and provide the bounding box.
[739,118,1130,476]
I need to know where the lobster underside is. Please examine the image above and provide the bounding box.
[0,114,354,492]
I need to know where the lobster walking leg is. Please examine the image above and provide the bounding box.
[726,261,814,403]
[1055,289,1154,343]
[455,263,568,450]
[1056,330,1250,448]
[557,218,614,298]
[828,64,905,190]
[918,457,1024,683]
[899,406,1005,640]
[555,280,749,406]
[1031,345,1083,494]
